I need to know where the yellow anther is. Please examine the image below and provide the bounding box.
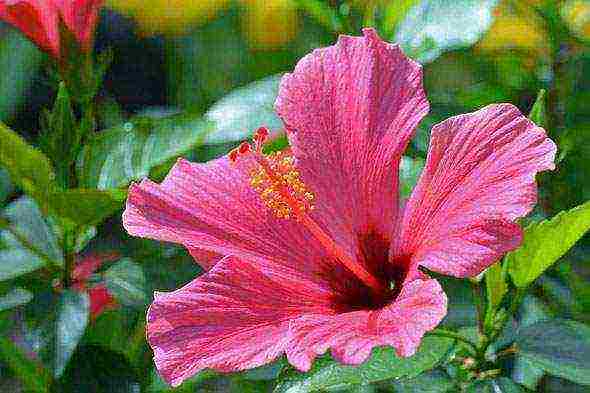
[247,150,314,219]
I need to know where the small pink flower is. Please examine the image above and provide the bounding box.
[0,0,103,59]
[123,29,556,387]
[72,253,118,319]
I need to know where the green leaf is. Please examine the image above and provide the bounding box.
[39,82,79,181]
[512,356,544,390]
[389,369,455,392]
[0,197,63,281]
[394,0,499,64]
[515,319,590,385]
[42,290,90,377]
[84,310,136,358]
[0,249,46,281]
[147,368,217,393]
[466,378,526,392]
[0,168,13,204]
[292,0,343,33]
[0,336,51,393]
[382,0,421,37]
[0,31,43,121]
[528,89,547,128]
[484,262,507,327]
[204,75,283,145]
[242,359,286,381]
[104,258,147,308]
[0,287,33,312]
[506,201,590,288]
[56,345,139,393]
[2,197,62,261]
[76,114,213,189]
[48,189,126,226]
[274,336,454,393]
[399,156,425,200]
[0,122,56,210]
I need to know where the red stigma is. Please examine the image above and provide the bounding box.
[228,148,239,163]
[255,127,269,140]
[239,142,252,154]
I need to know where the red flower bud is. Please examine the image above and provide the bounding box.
[55,0,103,52]
[0,0,103,59]
[0,0,60,58]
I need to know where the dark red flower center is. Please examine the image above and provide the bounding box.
[328,232,411,313]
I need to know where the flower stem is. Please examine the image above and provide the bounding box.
[63,228,76,288]
[471,280,485,335]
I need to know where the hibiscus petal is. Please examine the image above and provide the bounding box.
[123,156,345,277]
[286,278,447,371]
[147,255,333,387]
[275,28,429,242]
[398,103,556,277]
[186,247,222,271]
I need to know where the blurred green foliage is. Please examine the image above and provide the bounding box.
[0,0,589,392]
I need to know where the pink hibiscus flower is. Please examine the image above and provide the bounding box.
[122,28,556,387]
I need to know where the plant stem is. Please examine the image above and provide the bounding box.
[62,228,76,288]
[471,280,485,335]
[426,329,479,355]
[494,344,519,360]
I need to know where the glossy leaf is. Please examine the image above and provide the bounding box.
[204,75,283,145]
[0,249,46,281]
[0,287,33,311]
[395,0,499,63]
[0,122,55,211]
[2,197,62,261]
[0,198,63,281]
[104,258,147,308]
[512,356,544,390]
[76,114,213,189]
[506,201,590,287]
[49,290,90,377]
[515,319,590,385]
[390,369,455,392]
[274,336,454,392]
[39,82,78,178]
[466,378,526,392]
[48,189,126,226]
